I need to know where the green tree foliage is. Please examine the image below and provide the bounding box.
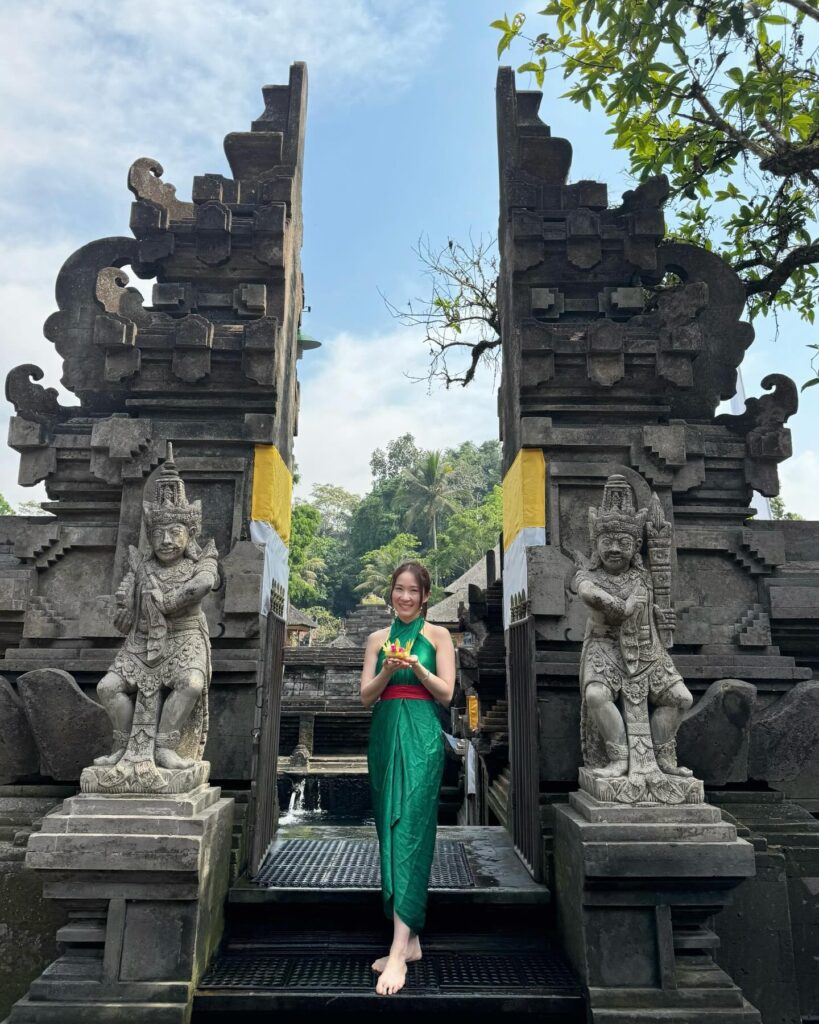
[370,433,422,483]
[16,499,51,515]
[356,533,423,599]
[288,435,503,622]
[399,451,463,580]
[309,483,361,537]
[431,485,503,581]
[0,495,52,516]
[769,494,805,519]
[348,489,403,559]
[445,440,503,507]
[289,503,329,607]
[303,606,343,644]
[494,2,819,388]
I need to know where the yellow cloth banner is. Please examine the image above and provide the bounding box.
[251,445,293,546]
[502,448,546,551]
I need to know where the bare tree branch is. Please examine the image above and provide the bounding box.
[744,241,819,296]
[779,0,819,24]
[382,234,500,388]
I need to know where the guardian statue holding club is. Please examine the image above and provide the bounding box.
[81,444,220,794]
[573,474,703,804]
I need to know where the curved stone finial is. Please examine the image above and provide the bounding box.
[95,267,152,325]
[5,364,72,427]
[128,157,194,221]
[95,267,133,314]
[716,373,798,434]
[714,373,798,496]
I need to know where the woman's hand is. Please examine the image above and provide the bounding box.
[382,656,407,675]
[407,655,428,680]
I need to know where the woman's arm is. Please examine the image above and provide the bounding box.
[360,630,397,709]
[411,624,456,705]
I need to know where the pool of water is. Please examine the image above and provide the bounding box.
[278,806,375,827]
[278,775,373,826]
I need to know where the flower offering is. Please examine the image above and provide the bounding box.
[381,638,414,660]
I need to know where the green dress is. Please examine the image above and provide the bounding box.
[367,615,444,933]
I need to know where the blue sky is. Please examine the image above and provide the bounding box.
[0,0,816,515]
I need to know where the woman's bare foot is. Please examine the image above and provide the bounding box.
[372,935,421,973]
[375,953,407,995]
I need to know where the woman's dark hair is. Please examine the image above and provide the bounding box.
[389,561,432,616]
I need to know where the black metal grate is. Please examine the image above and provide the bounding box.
[200,951,578,992]
[252,838,474,888]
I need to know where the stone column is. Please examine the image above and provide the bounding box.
[290,713,315,768]
[554,792,760,1023]
[7,785,233,1023]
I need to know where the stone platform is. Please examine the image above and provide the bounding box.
[7,785,234,1024]
[555,793,760,1023]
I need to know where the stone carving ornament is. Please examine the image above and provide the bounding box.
[80,445,220,794]
[573,475,704,804]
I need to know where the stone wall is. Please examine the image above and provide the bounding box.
[0,787,74,1021]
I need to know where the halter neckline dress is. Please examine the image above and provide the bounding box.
[367,614,444,933]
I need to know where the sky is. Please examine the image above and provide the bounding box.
[0,0,816,516]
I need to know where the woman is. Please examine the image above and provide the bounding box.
[360,561,456,996]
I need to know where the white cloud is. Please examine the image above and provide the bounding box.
[0,0,445,222]
[294,327,499,496]
[779,448,819,520]
[0,0,446,506]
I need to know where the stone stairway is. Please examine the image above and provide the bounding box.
[192,824,584,1022]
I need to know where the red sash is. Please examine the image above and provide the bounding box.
[381,684,433,701]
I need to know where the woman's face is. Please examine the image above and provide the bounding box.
[391,571,427,620]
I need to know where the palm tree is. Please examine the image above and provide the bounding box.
[355,534,421,598]
[400,451,461,584]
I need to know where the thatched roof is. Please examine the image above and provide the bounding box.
[287,606,319,629]
[427,552,496,625]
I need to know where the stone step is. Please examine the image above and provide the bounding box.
[193,945,583,1021]
[0,842,27,862]
[231,826,549,911]
[590,1007,760,1023]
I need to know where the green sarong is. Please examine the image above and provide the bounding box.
[367,615,444,933]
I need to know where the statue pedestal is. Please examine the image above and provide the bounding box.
[578,766,704,804]
[80,760,211,795]
[7,784,233,1024]
[554,791,761,1023]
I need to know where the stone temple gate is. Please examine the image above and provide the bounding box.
[0,61,817,1024]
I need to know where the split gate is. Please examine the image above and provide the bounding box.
[247,581,287,876]
[507,599,544,881]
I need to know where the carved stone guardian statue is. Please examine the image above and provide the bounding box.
[80,444,220,794]
[573,475,703,804]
